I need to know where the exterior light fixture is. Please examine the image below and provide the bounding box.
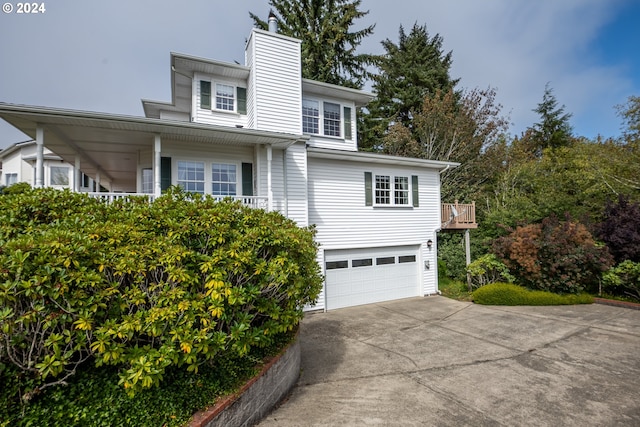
[427,239,433,250]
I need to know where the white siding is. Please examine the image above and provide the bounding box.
[308,157,443,309]
[249,30,302,134]
[303,99,357,152]
[256,145,286,213]
[284,142,308,226]
[159,111,190,122]
[193,72,249,128]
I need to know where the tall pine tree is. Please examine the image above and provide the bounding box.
[250,0,375,89]
[529,83,573,155]
[360,23,459,150]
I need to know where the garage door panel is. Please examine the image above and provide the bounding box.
[325,246,420,310]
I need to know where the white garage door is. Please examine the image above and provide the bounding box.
[325,246,421,310]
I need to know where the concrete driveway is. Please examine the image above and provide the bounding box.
[257,296,640,426]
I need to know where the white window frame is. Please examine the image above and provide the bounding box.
[215,83,235,112]
[5,173,18,186]
[302,97,346,139]
[50,166,70,187]
[175,159,241,196]
[302,99,319,134]
[374,174,411,207]
[177,160,206,194]
[211,163,238,196]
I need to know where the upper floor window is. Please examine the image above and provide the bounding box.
[302,98,350,139]
[302,99,319,134]
[216,84,234,111]
[365,172,419,208]
[200,80,247,114]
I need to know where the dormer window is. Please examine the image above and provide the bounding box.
[199,80,247,114]
[216,84,234,111]
[303,98,353,140]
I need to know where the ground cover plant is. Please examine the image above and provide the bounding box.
[472,283,594,306]
[0,187,322,425]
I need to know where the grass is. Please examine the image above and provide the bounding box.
[472,283,594,306]
[438,277,473,301]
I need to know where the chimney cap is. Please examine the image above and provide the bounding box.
[268,10,278,33]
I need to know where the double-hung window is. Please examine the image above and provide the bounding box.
[177,161,205,194]
[215,84,235,111]
[323,102,341,137]
[200,80,247,114]
[212,163,237,196]
[302,99,346,138]
[302,99,319,134]
[366,172,418,207]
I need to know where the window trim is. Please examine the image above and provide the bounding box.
[50,166,70,187]
[174,159,245,196]
[366,172,419,208]
[199,79,247,115]
[302,96,351,139]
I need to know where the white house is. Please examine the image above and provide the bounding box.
[0,24,466,311]
[0,140,94,191]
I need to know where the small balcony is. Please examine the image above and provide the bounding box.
[442,200,477,230]
[87,193,269,209]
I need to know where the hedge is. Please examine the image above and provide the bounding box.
[472,283,594,306]
[0,187,322,400]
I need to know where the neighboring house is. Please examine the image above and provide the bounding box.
[0,140,94,191]
[0,23,471,311]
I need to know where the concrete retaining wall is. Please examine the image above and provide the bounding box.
[189,339,300,427]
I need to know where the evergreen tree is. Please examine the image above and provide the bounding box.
[250,0,375,89]
[616,95,640,144]
[360,23,459,150]
[530,83,573,155]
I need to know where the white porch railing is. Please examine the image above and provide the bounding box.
[86,192,269,209]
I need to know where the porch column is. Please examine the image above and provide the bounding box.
[74,155,81,192]
[267,144,273,211]
[96,171,101,193]
[154,135,162,197]
[35,125,44,187]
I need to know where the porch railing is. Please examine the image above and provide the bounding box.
[87,193,268,209]
[441,200,477,230]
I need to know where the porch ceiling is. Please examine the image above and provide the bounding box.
[0,103,306,191]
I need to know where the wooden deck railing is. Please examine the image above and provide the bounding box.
[442,200,477,230]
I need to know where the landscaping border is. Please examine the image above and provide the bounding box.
[188,337,300,427]
[594,297,640,310]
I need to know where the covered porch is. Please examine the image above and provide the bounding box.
[0,103,307,211]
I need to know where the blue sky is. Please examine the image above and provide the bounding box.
[0,0,638,148]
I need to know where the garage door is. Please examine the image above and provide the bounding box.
[325,246,421,310]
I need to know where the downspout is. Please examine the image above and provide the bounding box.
[283,149,288,217]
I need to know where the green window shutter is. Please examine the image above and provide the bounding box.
[200,81,211,109]
[364,172,373,206]
[344,106,352,140]
[237,87,247,115]
[412,175,419,207]
[242,163,253,196]
[161,157,172,192]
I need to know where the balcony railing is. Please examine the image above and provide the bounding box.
[442,200,477,230]
[87,193,268,209]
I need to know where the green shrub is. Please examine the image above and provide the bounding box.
[492,214,613,294]
[466,254,515,289]
[472,282,594,306]
[602,260,640,301]
[0,187,322,399]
